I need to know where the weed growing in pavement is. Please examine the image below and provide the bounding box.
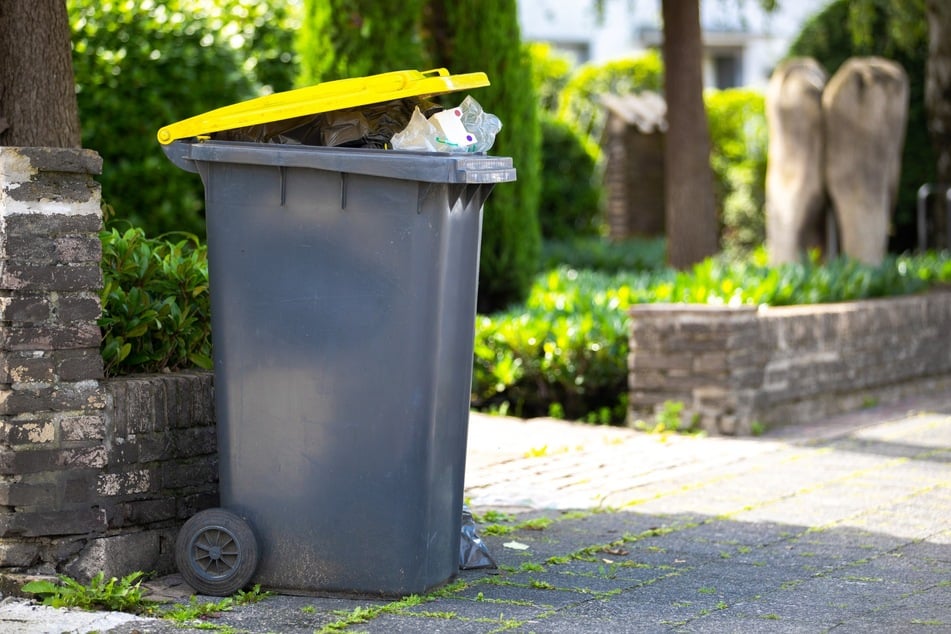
[22,571,156,613]
[633,400,705,436]
[163,596,233,624]
[161,584,269,624]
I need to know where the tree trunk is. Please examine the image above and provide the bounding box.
[0,0,80,147]
[925,0,951,184]
[661,0,719,268]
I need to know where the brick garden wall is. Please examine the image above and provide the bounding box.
[628,292,951,435]
[0,148,217,581]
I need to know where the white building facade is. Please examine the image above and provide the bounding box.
[517,0,831,89]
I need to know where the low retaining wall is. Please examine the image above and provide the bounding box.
[628,290,951,434]
[0,147,217,581]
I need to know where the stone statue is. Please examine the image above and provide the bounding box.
[765,58,828,265]
[823,57,909,265]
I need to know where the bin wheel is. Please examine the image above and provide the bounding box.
[175,508,259,596]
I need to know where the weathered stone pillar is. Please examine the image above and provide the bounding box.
[0,147,106,573]
[628,304,764,435]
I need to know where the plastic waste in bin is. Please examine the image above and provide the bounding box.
[159,69,514,597]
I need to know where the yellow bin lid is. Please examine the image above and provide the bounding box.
[157,68,489,145]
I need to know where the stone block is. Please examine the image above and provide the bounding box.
[96,469,151,498]
[1,323,101,351]
[0,352,55,384]
[0,295,52,322]
[1,213,102,239]
[106,438,140,465]
[0,386,55,417]
[63,471,99,505]
[161,459,218,490]
[7,147,103,177]
[54,235,102,263]
[55,350,104,382]
[0,261,102,292]
[177,491,219,519]
[173,426,217,459]
[114,498,177,527]
[60,415,105,442]
[1,416,56,446]
[65,531,162,583]
[0,480,57,507]
[0,507,107,537]
[53,293,101,322]
[0,541,40,567]
[0,235,58,261]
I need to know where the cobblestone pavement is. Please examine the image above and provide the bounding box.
[2,395,949,633]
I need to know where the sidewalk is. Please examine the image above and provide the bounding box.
[2,394,950,633]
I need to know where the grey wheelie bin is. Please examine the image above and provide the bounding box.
[157,69,515,597]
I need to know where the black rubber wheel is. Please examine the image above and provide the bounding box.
[175,508,259,596]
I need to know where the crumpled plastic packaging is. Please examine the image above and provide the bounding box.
[214,97,440,148]
[391,96,501,153]
[459,506,497,570]
[213,94,500,153]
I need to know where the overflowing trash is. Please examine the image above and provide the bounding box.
[391,96,501,153]
[213,95,500,154]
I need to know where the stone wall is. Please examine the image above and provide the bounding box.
[0,147,217,580]
[628,291,951,435]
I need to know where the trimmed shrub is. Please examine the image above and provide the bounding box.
[432,0,543,312]
[557,51,664,146]
[538,113,603,240]
[69,0,299,237]
[99,227,212,377]
[528,42,573,112]
[296,0,428,84]
[705,89,768,257]
[540,237,666,274]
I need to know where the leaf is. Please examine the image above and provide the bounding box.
[21,579,61,595]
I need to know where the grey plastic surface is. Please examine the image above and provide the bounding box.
[174,140,511,596]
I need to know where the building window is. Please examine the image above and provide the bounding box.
[713,53,742,89]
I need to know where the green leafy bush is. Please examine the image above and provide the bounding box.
[705,89,767,257]
[557,51,664,144]
[540,237,666,274]
[472,249,951,424]
[69,0,299,237]
[528,43,573,112]
[538,114,603,240]
[99,227,212,377]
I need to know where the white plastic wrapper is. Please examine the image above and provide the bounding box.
[391,96,501,153]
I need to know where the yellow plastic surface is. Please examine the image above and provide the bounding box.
[157,68,489,145]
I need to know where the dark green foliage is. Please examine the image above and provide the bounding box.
[433,0,543,312]
[472,249,951,424]
[540,237,666,274]
[538,113,603,240]
[557,51,664,144]
[705,89,768,257]
[472,268,632,423]
[69,1,298,237]
[296,0,428,84]
[527,43,572,112]
[788,0,932,251]
[99,227,212,377]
